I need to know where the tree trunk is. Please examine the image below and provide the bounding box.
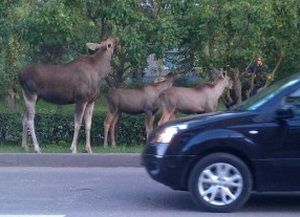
[5,88,17,110]
[245,73,256,99]
[222,90,235,109]
[115,68,125,87]
[105,77,116,88]
[100,17,109,40]
[256,55,283,93]
[232,68,242,105]
[203,43,210,57]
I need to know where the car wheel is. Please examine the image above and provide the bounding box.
[188,153,252,212]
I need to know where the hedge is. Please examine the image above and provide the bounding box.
[0,112,146,147]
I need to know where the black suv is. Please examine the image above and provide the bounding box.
[143,73,300,212]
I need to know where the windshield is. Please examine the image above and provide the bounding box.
[236,74,300,111]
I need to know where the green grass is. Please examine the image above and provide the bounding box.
[0,143,143,153]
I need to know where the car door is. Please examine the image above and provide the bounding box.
[279,89,300,155]
[269,88,300,190]
[251,87,300,191]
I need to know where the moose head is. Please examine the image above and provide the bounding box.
[86,37,116,54]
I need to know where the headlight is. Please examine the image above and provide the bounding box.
[156,124,188,144]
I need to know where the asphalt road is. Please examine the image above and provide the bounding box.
[0,167,299,217]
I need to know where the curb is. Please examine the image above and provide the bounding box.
[0,153,142,167]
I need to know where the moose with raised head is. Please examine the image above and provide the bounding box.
[19,37,116,153]
[158,71,232,125]
[103,73,178,147]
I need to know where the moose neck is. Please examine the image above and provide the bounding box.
[211,78,227,99]
[92,49,113,81]
[156,80,172,93]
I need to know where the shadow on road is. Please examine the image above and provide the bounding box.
[242,193,300,212]
[132,190,300,213]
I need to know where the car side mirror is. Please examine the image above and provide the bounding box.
[276,105,295,120]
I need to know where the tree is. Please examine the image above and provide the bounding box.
[179,0,300,106]
[0,0,299,108]
[0,0,31,109]
[80,0,181,87]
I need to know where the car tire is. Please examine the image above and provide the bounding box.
[188,153,252,212]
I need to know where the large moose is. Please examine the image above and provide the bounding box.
[103,73,178,147]
[158,71,232,125]
[19,37,116,153]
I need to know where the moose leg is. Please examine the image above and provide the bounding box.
[21,110,29,152]
[149,114,155,136]
[158,115,166,126]
[23,93,40,153]
[163,113,173,123]
[158,110,174,126]
[145,111,154,138]
[166,109,176,123]
[110,113,120,147]
[169,113,176,121]
[104,111,115,147]
[83,101,95,153]
[70,102,87,153]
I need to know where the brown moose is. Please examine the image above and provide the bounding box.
[19,37,116,153]
[158,71,232,125]
[103,73,177,147]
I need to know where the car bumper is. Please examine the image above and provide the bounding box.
[142,153,196,190]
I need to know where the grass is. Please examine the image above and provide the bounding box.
[0,143,143,153]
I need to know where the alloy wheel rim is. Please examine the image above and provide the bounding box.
[198,162,243,206]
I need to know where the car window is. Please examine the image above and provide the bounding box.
[286,88,300,116]
[236,75,300,111]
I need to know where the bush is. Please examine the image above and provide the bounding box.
[0,111,146,147]
[175,75,202,88]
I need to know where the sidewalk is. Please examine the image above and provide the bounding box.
[0,153,142,167]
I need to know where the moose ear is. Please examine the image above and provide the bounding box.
[220,70,227,78]
[154,76,166,83]
[106,43,112,50]
[86,43,101,51]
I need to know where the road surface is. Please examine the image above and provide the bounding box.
[0,167,299,217]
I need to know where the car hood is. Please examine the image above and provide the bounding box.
[160,110,254,130]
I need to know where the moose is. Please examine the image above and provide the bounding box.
[103,73,178,147]
[19,37,116,153]
[158,71,232,125]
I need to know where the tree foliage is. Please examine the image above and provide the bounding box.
[0,0,299,108]
[180,0,300,104]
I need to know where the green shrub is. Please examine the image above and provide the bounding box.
[175,76,202,87]
[0,112,146,147]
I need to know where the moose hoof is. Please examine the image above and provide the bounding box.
[22,145,29,152]
[34,148,41,154]
[70,146,77,154]
[85,148,93,154]
[85,146,93,154]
